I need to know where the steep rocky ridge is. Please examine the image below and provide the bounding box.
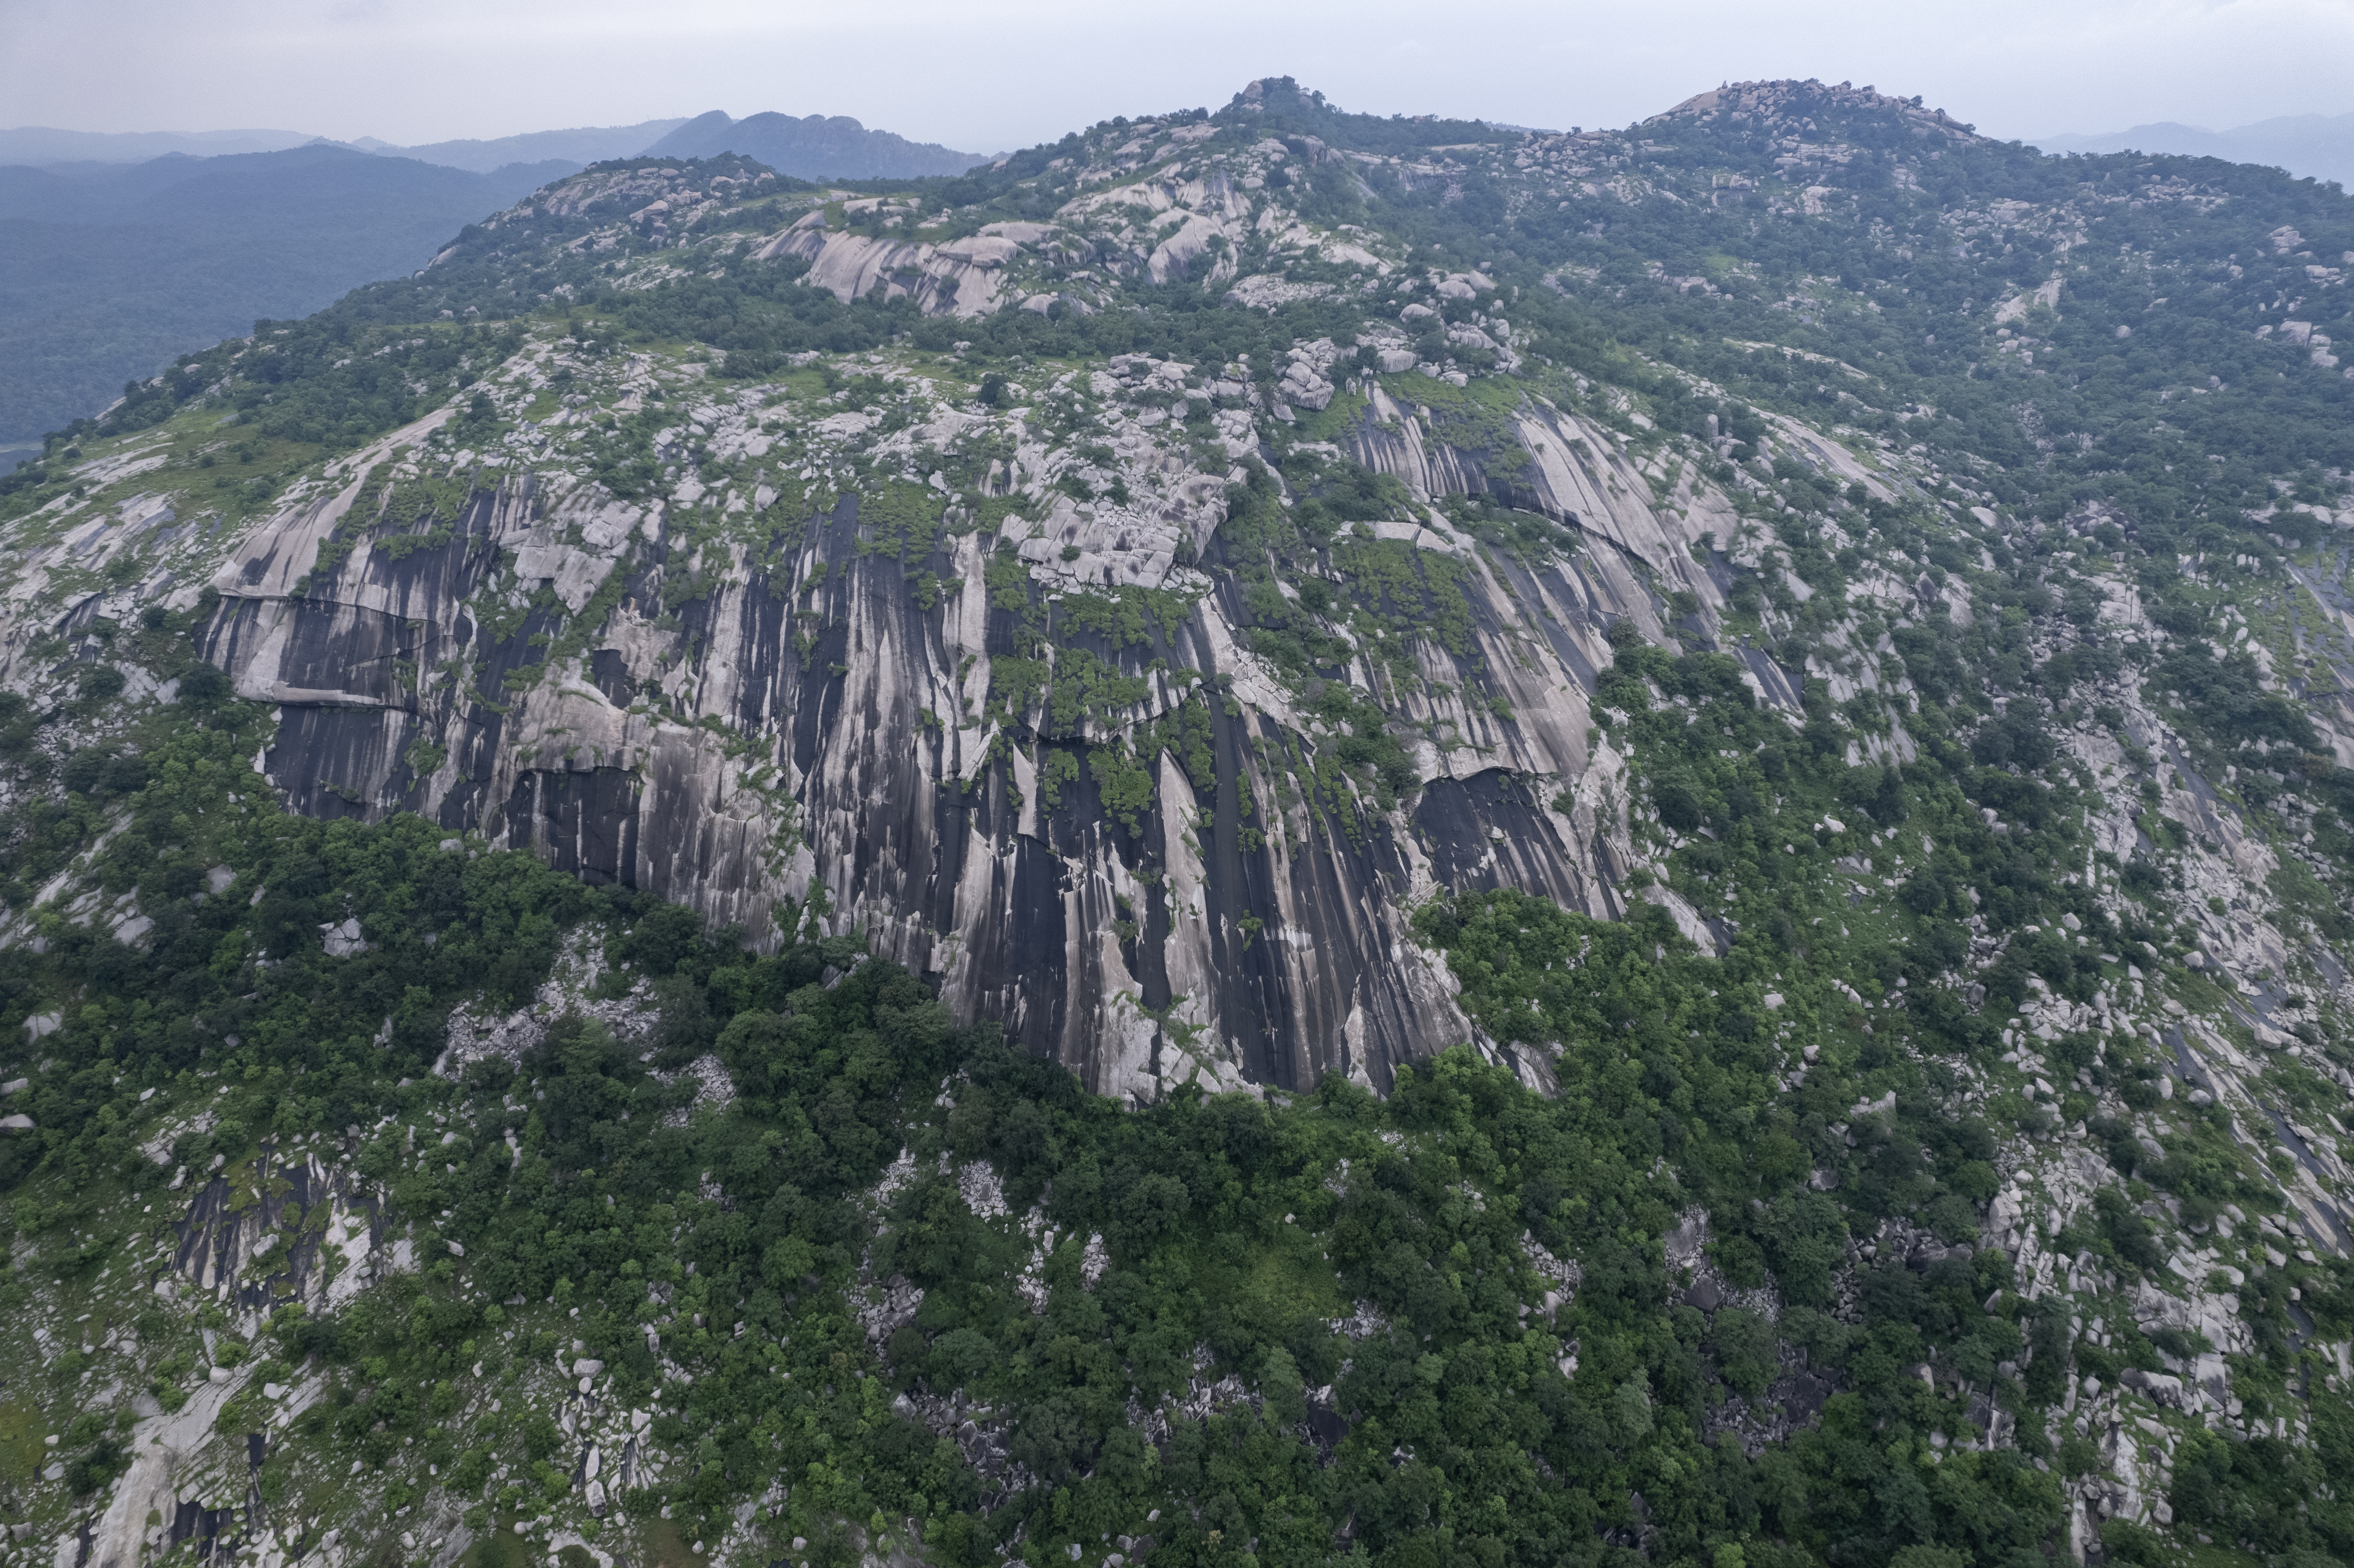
[174,342,1740,1098]
[8,78,2354,1103]
[1,137,1798,1098]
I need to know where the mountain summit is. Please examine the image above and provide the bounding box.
[1654,77,1984,140]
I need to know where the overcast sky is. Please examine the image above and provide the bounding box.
[3,0,2349,152]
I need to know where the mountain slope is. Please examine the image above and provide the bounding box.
[0,74,2353,1568]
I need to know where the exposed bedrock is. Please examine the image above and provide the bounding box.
[196,413,1751,1098]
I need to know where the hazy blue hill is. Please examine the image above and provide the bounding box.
[357,117,689,173]
[0,162,84,217]
[2034,110,2354,187]
[0,144,573,443]
[0,124,315,163]
[0,104,998,443]
[642,108,988,177]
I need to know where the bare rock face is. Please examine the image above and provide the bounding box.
[182,362,1739,1099]
[0,135,1821,1101]
[754,208,1029,318]
[165,1142,386,1316]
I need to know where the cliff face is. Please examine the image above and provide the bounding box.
[0,85,2089,1099]
[184,358,1732,1097]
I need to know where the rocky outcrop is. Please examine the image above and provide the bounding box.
[0,119,1946,1101]
[165,1144,383,1314]
[753,211,1032,317]
[176,369,1774,1098]
[1342,383,1743,578]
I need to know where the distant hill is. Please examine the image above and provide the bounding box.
[642,109,988,178]
[0,125,318,163]
[0,144,570,443]
[2033,111,2354,187]
[352,119,690,174]
[0,106,990,440]
[5,111,986,180]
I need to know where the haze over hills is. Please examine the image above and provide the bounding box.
[6,70,2354,1568]
[641,109,990,177]
[0,111,991,443]
[2034,110,2354,188]
[346,118,692,174]
[2,111,990,179]
[0,145,571,444]
[0,125,318,163]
